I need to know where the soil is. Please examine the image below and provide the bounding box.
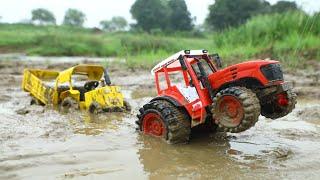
[0,54,320,179]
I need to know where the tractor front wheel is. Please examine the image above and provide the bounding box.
[212,87,261,133]
[261,89,297,119]
[136,100,191,144]
[89,101,102,114]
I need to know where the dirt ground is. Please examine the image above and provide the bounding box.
[0,54,320,179]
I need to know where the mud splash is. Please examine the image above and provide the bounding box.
[0,56,320,179]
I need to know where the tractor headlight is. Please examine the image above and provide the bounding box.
[260,63,284,81]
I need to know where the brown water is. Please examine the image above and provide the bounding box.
[1,57,320,179]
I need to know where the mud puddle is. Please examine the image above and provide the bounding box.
[1,56,320,179]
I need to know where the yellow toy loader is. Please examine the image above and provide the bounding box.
[22,64,130,113]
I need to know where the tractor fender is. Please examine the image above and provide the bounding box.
[216,77,264,93]
[151,96,182,107]
[151,96,192,122]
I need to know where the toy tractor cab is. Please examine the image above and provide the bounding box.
[137,50,296,144]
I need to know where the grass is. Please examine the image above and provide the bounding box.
[211,11,320,68]
[0,11,319,69]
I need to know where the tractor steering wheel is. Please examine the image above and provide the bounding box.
[84,81,99,91]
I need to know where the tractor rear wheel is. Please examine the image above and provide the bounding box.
[136,100,191,144]
[261,90,297,119]
[212,87,261,133]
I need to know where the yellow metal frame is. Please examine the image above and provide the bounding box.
[22,64,124,111]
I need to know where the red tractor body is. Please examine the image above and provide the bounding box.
[137,50,296,144]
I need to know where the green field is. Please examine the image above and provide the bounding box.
[0,11,319,68]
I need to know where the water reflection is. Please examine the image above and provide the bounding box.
[136,132,251,179]
[70,112,127,135]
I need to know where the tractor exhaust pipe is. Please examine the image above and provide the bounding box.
[197,61,216,100]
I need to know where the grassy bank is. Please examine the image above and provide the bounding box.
[0,11,319,68]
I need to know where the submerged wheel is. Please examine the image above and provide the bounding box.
[89,101,102,114]
[60,97,79,113]
[261,89,297,119]
[30,96,45,106]
[136,100,191,144]
[123,100,132,111]
[212,87,261,133]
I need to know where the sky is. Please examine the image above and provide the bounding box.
[0,0,319,27]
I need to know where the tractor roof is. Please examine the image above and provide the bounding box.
[151,50,209,74]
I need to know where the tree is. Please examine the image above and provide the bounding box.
[100,16,128,32]
[168,0,193,31]
[131,0,168,32]
[271,1,298,13]
[100,20,112,31]
[63,9,86,27]
[31,8,56,25]
[206,0,270,31]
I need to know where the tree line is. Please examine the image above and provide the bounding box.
[27,0,300,32]
[206,0,300,31]
[30,8,128,31]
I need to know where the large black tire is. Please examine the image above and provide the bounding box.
[136,100,191,144]
[124,100,132,111]
[212,87,261,133]
[261,89,297,119]
[30,96,45,106]
[60,97,79,113]
[89,101,102,114]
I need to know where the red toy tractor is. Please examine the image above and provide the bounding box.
[136,50,297,144]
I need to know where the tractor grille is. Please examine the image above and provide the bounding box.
[260,63,283,81]
[230,67,238,79]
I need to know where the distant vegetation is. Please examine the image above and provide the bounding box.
[130,0,193,32]
[31,8,56,25]
[0,11,319,69]
[0,0,319,69]
[100,17,128,32]
[62,9,86,27]
[206,0,299,31]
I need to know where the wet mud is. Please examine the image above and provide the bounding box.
[0,55,320,179]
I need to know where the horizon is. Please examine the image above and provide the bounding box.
[0,0,319,27]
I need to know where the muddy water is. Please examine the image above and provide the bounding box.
[1,56,320,179]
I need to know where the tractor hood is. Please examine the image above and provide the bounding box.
[208,60,282,89]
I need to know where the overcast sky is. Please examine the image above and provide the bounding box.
[0,0,319,27]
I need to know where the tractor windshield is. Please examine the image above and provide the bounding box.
[191,58,215,77]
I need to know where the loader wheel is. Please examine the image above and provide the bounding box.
[89,101,102,114]
[136,100,191,144]
[124,100,132,111]
[60,97,79,113]
[261,90,297,119]
[212,87,261,133]
[30,96,45,106]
